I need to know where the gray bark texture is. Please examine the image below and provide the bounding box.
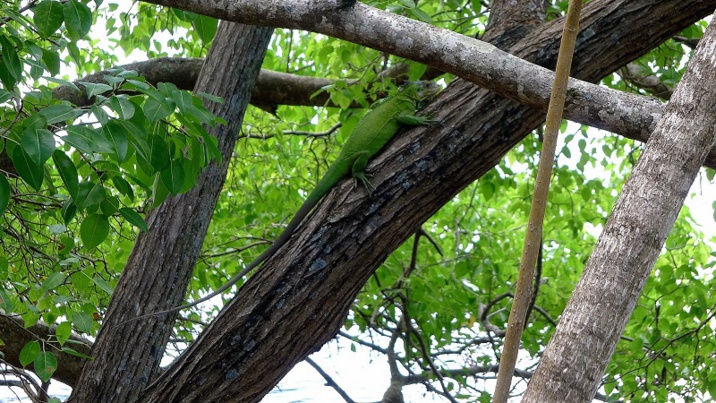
[523,14,716,403]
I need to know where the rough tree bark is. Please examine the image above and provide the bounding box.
[130,1,716,401]
[523,14,716,402]
[67,23,273,403]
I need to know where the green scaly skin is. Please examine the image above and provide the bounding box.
[132,82,439,321]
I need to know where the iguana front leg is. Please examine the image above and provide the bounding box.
[395,112,434,126]
[350,113,435,191]
[350,151,374,191]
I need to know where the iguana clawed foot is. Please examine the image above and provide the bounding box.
[353,171,375,193]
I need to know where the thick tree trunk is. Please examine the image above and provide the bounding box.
[67,23,273,403]
[138,1,716,401]
[523,15,716,403]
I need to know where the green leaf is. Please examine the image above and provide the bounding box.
[104,74,125,85]
[173,90,193,113]
[480,180,495,201]
[124,79,150,90]
[199,127,221,163]
[41,48,61,76]
[11,146,44,190]
[172,8,198,22]
[64,125,113,154]
[41,272,66,291]
[197,91,224,104]
[102,120,128,163]
[109,95,135,120]
[120,118,149,159]
[23,312,40,328]
[411,8,432,23]
[188,136,205,167]
[39,104,80,124]
[45,76,79,90]
[80,213,109,249]
[179,159,197,193]
[0,257,7,280]
[52,150,79,198]
[148,134,169,171]
[0,175,10,214]
[111,175,133,200]
[62,200,77,224]
[408,62,428,81]
[709,378,716,403]
[119,207,148,232]
[151,173,170,208]
[23,112,48,131]
[75,182,106,209]
[58,235,74,257]
[72,311,93,333]
[99,195,119,215]
[192,15,218,44]
[186,103,216,126]
[33,1,65,38]
[143,97,173,123]
[79,81,112,98]
[21,128,56,165]
[0,60,17,90]
[63,0,92,39]
[60,346,92,359]
[55,322,71,345]
[160,159,185,195]
[19,341,40,367]
[0,35,22,82]
[34,352,58,382]
[70,270,90,292]
[29,64,43,82]
[0,289,15,314]
[91,104,109,124]
[93,275,113,295]
[0,89,13,104]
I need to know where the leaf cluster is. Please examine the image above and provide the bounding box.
[0,0,222,383]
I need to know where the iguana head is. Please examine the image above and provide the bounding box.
[401,80,441,101]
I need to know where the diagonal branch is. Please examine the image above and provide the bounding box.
[142,1,661,146]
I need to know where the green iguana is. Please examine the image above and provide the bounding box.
[136,81,439,320]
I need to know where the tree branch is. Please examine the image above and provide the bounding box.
[0,314,91,387]
[141,0,666,154]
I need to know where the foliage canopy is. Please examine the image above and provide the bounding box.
[0,1,714,401]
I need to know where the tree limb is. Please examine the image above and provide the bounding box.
[141,0,662,147]
[0,314,91,388]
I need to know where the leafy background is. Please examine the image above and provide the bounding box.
[0,0,714,401]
